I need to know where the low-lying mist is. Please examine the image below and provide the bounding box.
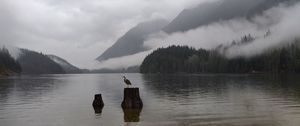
[1,44,21,59]
[144,2,300,58]
[3,1,300,70]
[94,1,300,69]
[90,51,152,70]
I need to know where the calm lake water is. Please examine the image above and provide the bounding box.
[0,74,300,126]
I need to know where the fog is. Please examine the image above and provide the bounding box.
[226,3,300,58]
[0,0,207,68]
[144,1,300,58]
[93,51,152,70]
[1,0,300,70]
[99,1,300,69]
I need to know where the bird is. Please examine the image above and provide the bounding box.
[123,76,132,88]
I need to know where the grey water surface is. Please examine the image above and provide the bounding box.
[0,74,300,126]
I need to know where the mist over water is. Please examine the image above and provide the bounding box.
[0,74,300,126]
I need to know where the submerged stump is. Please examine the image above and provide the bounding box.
[92,94,104,113]
[121,88,143,109]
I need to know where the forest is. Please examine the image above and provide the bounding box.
[0,47,22,75]
[18,49,66,74]
[140,37,300,74]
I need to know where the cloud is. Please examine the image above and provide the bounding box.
[144,19,267,50]
[0,0,207,68]
[92,0,300,69]
[225,2,300,58]
[86,50,152,69]
[144,1,300,59]
[2,0,299,69]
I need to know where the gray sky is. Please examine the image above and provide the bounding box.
[0,0,208,68]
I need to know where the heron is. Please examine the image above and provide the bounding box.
[123,76,132,88]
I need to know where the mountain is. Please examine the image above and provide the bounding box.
[17,49,65,74]
[96,19,169,61]
[47,55,82,73]
[163,0,297,33]
[0,47,22,76]
[96,0,298,62]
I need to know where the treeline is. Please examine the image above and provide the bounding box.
[0,47,86,75]
[47,55,83,74]
[0,47,22,75]
[18,49,66,74]
[140,40,300,74]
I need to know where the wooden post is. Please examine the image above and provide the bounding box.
[93,94,104,113]
[121,88,143,109]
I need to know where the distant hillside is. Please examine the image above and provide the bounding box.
[47,55,82,74]
[96,0,298,63]
[18,49,65,74]
[91,66,139,73]
[0,47,22,76]
[96,19,169,61]
[163,0,297,33]
[141,39,300,73]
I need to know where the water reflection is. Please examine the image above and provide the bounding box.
[93,105,104,114]
[142,74,300,99]
[141,74,230,101]
[0,75,59,106]
[141,74,300,126]
[1,74,300,126]
[0,79,16,107]
[122,108,142,122]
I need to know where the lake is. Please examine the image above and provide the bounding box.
[0,74,300,126]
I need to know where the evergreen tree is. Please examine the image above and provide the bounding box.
[0,47,22,75]
[140,39,300,74]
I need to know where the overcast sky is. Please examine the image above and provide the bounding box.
[0,0,211,68]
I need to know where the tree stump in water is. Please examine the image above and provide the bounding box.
[121,88,143,109]
[92,94,104,113]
